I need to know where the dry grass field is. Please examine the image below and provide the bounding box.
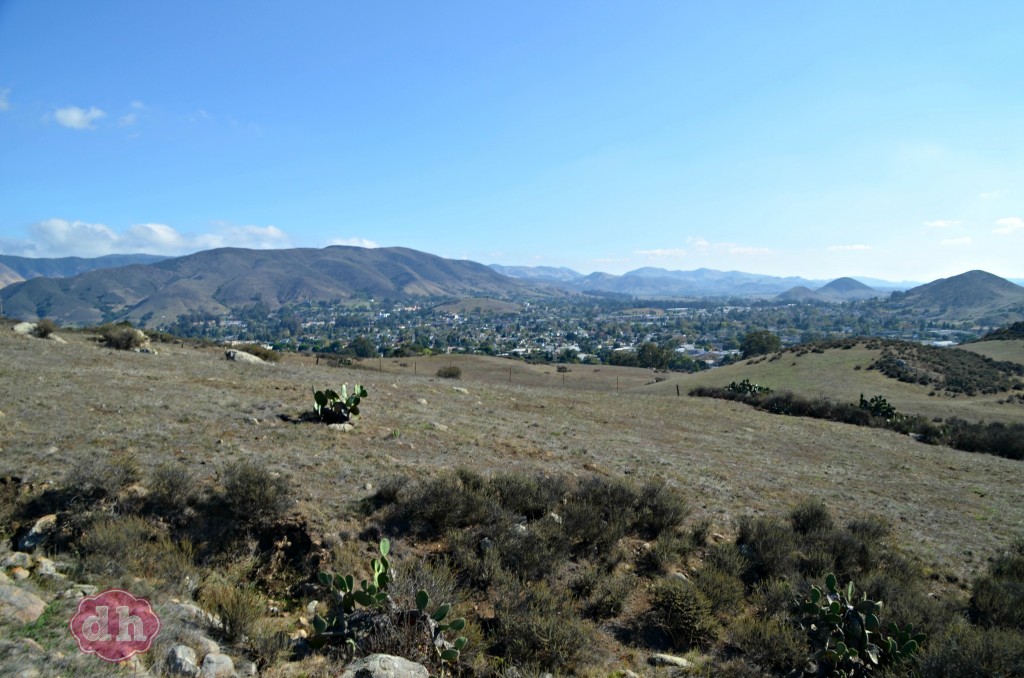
[960,338,1024,366]
[2,323,1024,675]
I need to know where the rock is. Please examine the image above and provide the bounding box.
[46,335,68,344]
[340,654,429,678]
[12,322,36,335]
[12,669,41,678]
[416,398,428,405]
[33,557,59,578]
[451,387,468,394]
[61,583,98,599]
[18,514,58,552]
[167,644,201,677]
[225,349,264,364]
[328,423,355,432]
[0,584,47,623]
[649,653,691,668]
[0,571,8,583]
[548,512,563,525]
[2,552,33,569]
[10,567,30,581]
[195,636,220,656]
[19,637,45,654]
[429,422,448,431]
[200,652,236,677]
[235,658,258,677]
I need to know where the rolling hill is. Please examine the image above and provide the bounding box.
[0,246,544,326]
[890,270,1024,324]
[777,277,880,303]
[0,253,167,287]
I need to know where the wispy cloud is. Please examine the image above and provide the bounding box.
[939,237,972,246]
[993,217,1024,235]
[0,88,10,112]
[0,218,292,258]
[52,106,106,130]
[635,248,687,258]
[827,244,871,252]
[684,237,768,256]
[979,190,1004,200]
[923,220,961,228]
[118,101,146,127]
[326,237,380,248]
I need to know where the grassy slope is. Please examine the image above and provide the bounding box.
[959,338,1024,366]
[1,328,1022,585]
[643,344,1024,425]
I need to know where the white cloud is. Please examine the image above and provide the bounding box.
[52,106,106,129]
[727,246,771,255]
[980,190,1004,200]
[326,237,380,248]
[0,219,293,258]
[119,113,137,126]
[635,248,687,258]
[923,220,961,228]
[939,237,973,246]
[0,88,10,111]
[827,245,871,252]
[687,237,711,249]
[993,217,1024,235]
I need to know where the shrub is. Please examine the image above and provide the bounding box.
[491,472,566,520]
[495,579,593,672]
[971,539,1024,630]
[200,576,266,643]
[637,531,693,575]
[736,516,797,583]
[79,514,195,592]
[69,450,141,500]
[562,476,637,555]
[695,567,745,617]
[634,478,690,539]
[918,623,1024,677]
[790,499,834,535]
[221,460,291,531]
[648,578,721,650]
[147,461,199,520]
[394,470,495,536]
[583,571,637,619]
[727,614,806,673]
[705,542,750,580]
[436,366,462,379]
[33,319,57,338]
[99,323,149,350]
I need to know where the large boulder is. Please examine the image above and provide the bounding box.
[224,350,264,364]
[17,514,58,553]
[0,584,47,624]
[341,654,429,678]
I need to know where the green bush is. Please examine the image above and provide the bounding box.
[98,323,149,350]
[918,623,1024,677]
[648,578,721,651]
[790,499,834,535]
[147,461,199,520]
[562,476,638,555]
[694,567,746,617]
[971,539,1024,630]
[727,614,806,673]
[634,478,690,538]
[736,516,797,583]
[495,579,593,672]
[436,366,462,379]
[221,460,291,531]
[491,471,566,520]
[583,571,636,620]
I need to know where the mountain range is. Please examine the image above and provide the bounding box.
[1,247,1023,326]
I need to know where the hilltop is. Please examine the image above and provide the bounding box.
[778,277,880,303]
[0,253,167,287]
[890,270,1024,324]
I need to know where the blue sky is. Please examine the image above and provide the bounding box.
[1,1,1022,281]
